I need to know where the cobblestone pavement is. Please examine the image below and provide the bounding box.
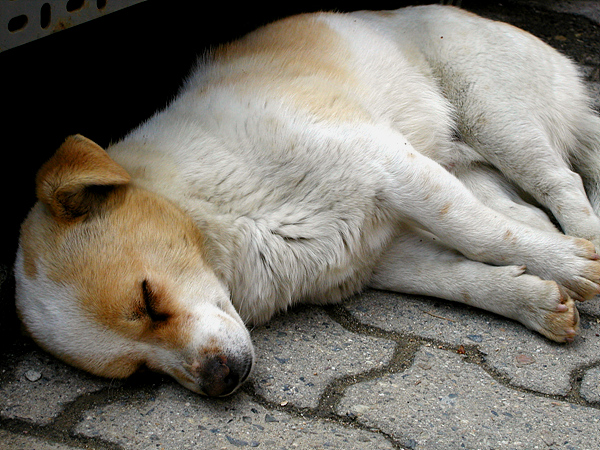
[2,1,600,449]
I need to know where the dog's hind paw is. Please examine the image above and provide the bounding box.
[533,285,579,343]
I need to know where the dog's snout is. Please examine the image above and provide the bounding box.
[199,354,252,397]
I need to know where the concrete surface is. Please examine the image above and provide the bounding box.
[2,1,600,449]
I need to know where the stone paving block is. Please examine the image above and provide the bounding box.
[76,384,395,450]
[0,351,118,425]
[521,0,600,24]
[250,307,396,408]
[338,346,600,449]
[580,365,600,403]
[345,290,600,396]
[0,430,84,450]
[578,291,600,316]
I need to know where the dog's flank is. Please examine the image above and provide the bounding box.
[15,5,600,396]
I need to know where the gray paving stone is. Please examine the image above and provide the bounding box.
[578,289,600,315]
[338,346,600,449]
[75,384,394,450]
[0,430,83,450]
[581,365,600,403]
[0,351,119,425]
[520,0,600,25]
[251,307,396,408]
[345,291,600,396]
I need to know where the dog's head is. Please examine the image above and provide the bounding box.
[14,135,254,397]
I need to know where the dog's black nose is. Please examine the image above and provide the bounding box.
[200,354,252,397]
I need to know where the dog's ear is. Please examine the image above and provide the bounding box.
[36,135,131,221]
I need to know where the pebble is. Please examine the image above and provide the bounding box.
[24,370,42,382]
[515,354,536,366]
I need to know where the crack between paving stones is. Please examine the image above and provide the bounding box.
[49,374,166,430]
[579,310,600,332]
[316,345,418,450]
[242,380,412,450]
[431,340,600,411]
[324,304,600,412]
[0,377,167,450]
[243,305,424,449]
[0,416,124,450]
[567,360,600,408]
[473,356,600,410]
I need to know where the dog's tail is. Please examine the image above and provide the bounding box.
[573,113,600,216]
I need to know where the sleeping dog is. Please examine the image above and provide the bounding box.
[15,5,600,397]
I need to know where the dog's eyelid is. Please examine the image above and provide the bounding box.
[141,279,169,322]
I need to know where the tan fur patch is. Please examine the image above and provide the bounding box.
[212,14,371,123]
[18,209,43,279]
[36,135,130,221]
[67,188,205,345]
[440,202,452,217]
[23,183,208,353]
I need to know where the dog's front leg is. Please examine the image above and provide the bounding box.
[379,137,600,301]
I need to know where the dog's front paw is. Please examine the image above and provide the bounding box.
[558,237,600,301]
[588,236,600,255]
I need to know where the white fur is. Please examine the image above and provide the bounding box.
[15,249,143,370]
[108,7,600,327]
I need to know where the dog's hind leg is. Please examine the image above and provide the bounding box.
[441,61,600,248]
[461,123,600,250]
[369,227,579,342]
[425,36,600,246]
[453,162,558,234]
[372,130,600,301]
[571,114,600,219]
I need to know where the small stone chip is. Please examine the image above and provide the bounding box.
[24,369,42,382]
[515,354,536,366]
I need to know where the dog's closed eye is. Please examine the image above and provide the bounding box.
[142,279,170,323]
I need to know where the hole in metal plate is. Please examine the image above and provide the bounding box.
[8,15,28,33]
[41,3,52,29]
[66,0,85,13]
